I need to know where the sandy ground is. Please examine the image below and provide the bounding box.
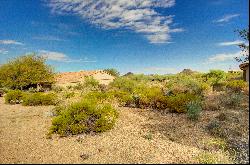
[0,97,230,164]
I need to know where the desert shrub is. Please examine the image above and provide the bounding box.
[203,94,222,111]
[107,90,133,106]
[52,85,64,93]
[109,77,136,93]
[83,91,114,103]
[226,80,247,92]
[197,152,229,164]
[52,105,65,116]
[73,82,84,90]
[134,85,168,109]
[166,78,209,96]
[98,84,108,92]
[84,76,99,89]
[49,99,118,136]
[166,93,201,113]
[220,92,243,108]
[63,92,75,99]
[4,90,24,104]
[0,89,4,97]
[22,92,57,106]
[187,100,202,121]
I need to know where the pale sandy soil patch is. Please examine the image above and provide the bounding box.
[0,97,231,164]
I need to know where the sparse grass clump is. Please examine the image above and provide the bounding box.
[220,91,243,108]
[63,91,75,99]
[4,90,24,104]
[49,99,118,136]
[197,151,231,164]
[187,100,202,121]
[22,92,57,106]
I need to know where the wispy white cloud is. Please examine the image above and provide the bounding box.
[218,40,244,46]
[47,0,183,44]
[0,49,8,55]
[38,50,96,63]
[39,50,68,61]
[205,51,243,63]
[33,36,66,41]
[213,14,240,23]
[0,40,24,45]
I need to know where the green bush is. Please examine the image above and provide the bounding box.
[166,93,201,113]
[4,90,24,104]
[49,99,118,136]
[73,82,84,90]
[22,92,57,106]
[135,85,167,109]
[187,100,202,121]
[109,77,137,93]
[166,78,209,96]
[84,91,114,103]
[226,80,247,92]
[107,90,133,106]
[84,76,99,89]
[63,91,75,99]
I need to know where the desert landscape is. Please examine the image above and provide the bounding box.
[0,0,249,164]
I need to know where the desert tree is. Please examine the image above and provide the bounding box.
[235,27,249,63]
[103,68,120,77]
[0,54,55,90]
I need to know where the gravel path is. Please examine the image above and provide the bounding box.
[0,97,225,164]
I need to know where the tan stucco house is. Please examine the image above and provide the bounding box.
[239,62,249,82]
[55,70,115,86]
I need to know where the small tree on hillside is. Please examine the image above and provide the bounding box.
[235,27,249,63]
[103,68,120,77]
[203,70,226,91]
[0,54,55,90]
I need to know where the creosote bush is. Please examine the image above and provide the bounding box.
[226,80,247,92]
[22,92,57,106]
[166,93,201,113]
[4,90,24,104]
[49,99,118,136]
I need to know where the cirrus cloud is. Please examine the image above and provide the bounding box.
[0,49,9,55]
[38,50,96,63]
[217,40,244,46]
[0,40,24,45]
[205,51,243,63]
[47,0,183,44]
[213,14,240,23]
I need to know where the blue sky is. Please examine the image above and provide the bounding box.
[0,0,249,75]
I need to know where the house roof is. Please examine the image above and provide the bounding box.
[55,70,114,84]
[239,62,249,70]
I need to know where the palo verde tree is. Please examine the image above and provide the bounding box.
[0,54,55,90]
[203,70,226,91]
[103,68,120,77]
[235,27,249,63]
